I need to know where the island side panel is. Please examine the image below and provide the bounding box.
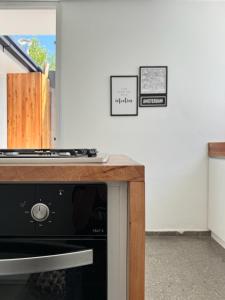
[128,181,145,300]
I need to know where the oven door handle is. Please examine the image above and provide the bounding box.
[0,249,93,275]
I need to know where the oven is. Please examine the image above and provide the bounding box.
[0,183,107,300]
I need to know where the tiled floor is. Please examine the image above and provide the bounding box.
[146,236,225,300]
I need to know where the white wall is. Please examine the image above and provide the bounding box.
[0,45,28,73]
[0,9,56,34]
[58,0,225,231]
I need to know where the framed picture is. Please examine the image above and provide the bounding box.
[140,66,167,95]
[139,95,167,107]
[110,76,138,116]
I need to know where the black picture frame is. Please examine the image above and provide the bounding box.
[139,66,168,107]
[110,75,138,116]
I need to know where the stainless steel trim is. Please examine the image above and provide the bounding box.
[0,249,93,275]
[0,153,109,164]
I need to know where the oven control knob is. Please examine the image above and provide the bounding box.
[31,203,49,222]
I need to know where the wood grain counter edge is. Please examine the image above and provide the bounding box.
[0,155,145,182]
[208,142,225,158]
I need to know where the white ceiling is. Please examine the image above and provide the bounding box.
[0,9,56,35]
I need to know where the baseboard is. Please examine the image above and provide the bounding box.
[146,230,211,237]
[211,232,225,249]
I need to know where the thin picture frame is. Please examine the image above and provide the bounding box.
[110,76,138,116]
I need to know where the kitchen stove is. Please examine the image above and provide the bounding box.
[0,149,109,164]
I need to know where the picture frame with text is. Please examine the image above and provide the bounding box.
[110,76,138,116]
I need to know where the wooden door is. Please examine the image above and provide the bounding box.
[7,73,51,149]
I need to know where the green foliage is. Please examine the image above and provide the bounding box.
[48,54,56,71]
[28,39,47,69]
[28,38,56,71]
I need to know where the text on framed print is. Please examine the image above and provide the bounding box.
[110,76,138,116]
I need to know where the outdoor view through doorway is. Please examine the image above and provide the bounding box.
[0,9,56,149]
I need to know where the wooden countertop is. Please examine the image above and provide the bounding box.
[0,155,144,182]
[208,142,225,158]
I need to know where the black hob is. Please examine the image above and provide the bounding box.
[0,149,97,158]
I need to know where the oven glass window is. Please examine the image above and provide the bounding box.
[0,240,107,300]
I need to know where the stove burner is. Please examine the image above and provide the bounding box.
[0,149,98,158]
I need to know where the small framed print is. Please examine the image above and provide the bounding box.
[139,66,168,95]
[140,95,167,107]
[110,76,138,116]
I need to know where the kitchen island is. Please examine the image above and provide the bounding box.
[0,155,145,300]
[208,143,225,249]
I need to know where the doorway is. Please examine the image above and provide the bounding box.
[0,8,57,149]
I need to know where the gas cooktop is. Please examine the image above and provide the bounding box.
[0,149,109,164]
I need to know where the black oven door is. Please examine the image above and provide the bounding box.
[0,239,107,300]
